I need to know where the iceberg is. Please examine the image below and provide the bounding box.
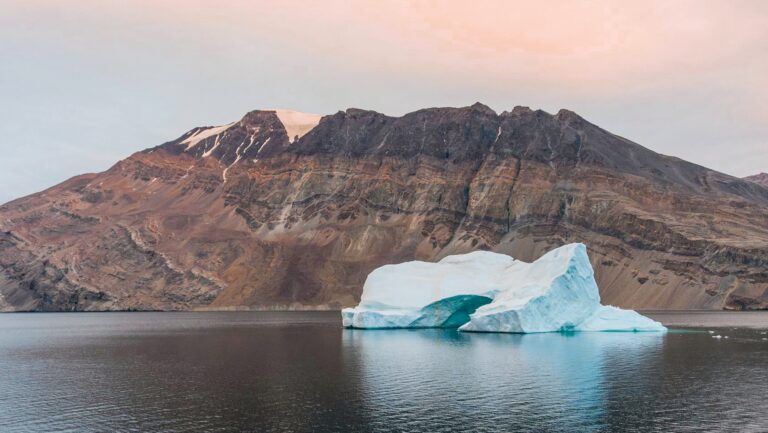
[341,243,666,333]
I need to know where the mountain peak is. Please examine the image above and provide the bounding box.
[556,108,582,121]
[509,105,534,115]
[744,172,768,187]
[469,102,496,115]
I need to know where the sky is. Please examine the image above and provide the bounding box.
[1,0,767,204]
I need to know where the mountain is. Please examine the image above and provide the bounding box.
[1,104,767,312]
[744,172,768,187]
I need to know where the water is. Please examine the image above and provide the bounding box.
[0,312,766,433]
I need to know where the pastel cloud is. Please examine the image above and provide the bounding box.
[0,0,766,203]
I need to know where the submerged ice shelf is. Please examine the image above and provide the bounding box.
[342,243,666,333]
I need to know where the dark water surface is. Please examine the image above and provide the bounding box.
[1,311,767,433]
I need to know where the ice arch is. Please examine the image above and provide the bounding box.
[417,295,494,328]
[343,295,494,329]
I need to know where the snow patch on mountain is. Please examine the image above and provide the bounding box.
[271,109,322,143]
[182,122,237,151]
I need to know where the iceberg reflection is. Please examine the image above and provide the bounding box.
[342,328,665,432]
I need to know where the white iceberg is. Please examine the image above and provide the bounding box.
[342,243,666,333]
[575,305,666,332]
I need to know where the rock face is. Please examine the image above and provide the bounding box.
[744,173,768,188]
[1,105,767,311]
[342,243,665,332]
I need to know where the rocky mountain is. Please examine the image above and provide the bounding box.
[1,104,767,312]
[744,172,768,188]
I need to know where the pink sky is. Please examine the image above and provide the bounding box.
[0,0,766,202]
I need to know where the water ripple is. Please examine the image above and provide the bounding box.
[0,312,767,432]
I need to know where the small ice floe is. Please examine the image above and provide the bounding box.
[712,335,723,339]
[708,330,715,334]
[762,338,767,341]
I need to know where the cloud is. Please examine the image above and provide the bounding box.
[0,0,766,203]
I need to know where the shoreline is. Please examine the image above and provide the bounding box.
[3,308,767,313]
[2,309,768,329]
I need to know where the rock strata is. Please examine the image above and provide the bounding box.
[1,105,767,311]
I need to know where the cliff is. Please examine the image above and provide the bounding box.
[1,104,767,311]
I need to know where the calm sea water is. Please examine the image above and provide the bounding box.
[0,311,766,433]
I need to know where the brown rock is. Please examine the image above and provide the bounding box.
[1,105,766,311]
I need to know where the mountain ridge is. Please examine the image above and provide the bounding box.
[1,104,767,311]
[744,172,768,187]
